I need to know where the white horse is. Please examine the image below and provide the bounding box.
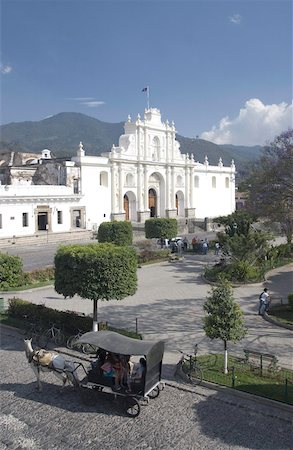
[24,339,80,392]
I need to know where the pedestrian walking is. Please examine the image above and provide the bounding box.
[258,288,270,315]
[214,242,220,255]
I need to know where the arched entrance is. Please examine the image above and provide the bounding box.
[175,191,185,217]
[124,191,137,221]
[149,188,157,217]
[124,194,129,220]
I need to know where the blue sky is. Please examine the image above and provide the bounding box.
[1,0,292,145]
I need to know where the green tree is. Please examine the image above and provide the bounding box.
[97,221,133,246]
[218,230,271,265]
[54,243,137,331]
[145,218,178,240]
[245,129,293,243]
[214,210,255,238]
[203,280,247,374]
[0,253,23,289]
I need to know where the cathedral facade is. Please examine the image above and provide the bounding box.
[0,108,235,239]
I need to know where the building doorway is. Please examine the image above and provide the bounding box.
[73,209,82,228]
[37,212,48,231]
[149,188,157,217]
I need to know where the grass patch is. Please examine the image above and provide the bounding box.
[268,305,293,326]
[196,354,293,405]
[1,280,54,292]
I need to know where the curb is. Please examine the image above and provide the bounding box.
[263,312,293,331]
[170,369,293,420]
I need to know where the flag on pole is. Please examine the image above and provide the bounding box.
[142,85,150,109]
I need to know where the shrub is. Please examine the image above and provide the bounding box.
[0,253,23,289]
[7,297,141,338]
[97,221,133,246]
[145,218,177,240]
[137,249,170,264]
[228,261,261,283]
[288,293,293,311]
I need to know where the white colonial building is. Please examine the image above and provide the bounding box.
[0,108,236,239]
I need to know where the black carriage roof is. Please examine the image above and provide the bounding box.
[76,331,165,358]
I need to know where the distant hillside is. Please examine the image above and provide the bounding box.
[0,112,124,157]
[0,112,263,172]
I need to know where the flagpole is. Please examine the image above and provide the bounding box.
[147,85,150,110]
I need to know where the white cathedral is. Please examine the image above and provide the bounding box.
[0,108,235,239]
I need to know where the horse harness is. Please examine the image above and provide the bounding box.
[30,349,54,368]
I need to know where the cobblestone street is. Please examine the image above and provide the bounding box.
[1,326,292,450]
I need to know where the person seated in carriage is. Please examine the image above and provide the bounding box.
[100,353,127,390]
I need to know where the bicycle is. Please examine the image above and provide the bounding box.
[67,329,96,354]
[42,323,65,346]
[176,344,203,386]
[67,329,85,352]
[23,317,47,348]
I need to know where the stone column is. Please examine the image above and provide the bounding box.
[185,164,189,209]
[111,162,117,214]
[189,167,194,209]
[137,163,142,211]
[144,165,148,210]
[118,163,123,212]
[166,165,171,209]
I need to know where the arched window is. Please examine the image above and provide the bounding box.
[194,176,199,188]
[212,176,216,188]
[100,171,108,187]
[225,177,229,188]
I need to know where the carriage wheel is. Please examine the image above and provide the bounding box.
[125,397,140,418]
[148,386,160,399]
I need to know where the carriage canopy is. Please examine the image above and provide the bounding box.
[76,331,165,369]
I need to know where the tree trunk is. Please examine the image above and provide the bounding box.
[224,340,228,374]
[92,298,98,332]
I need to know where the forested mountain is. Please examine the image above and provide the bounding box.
[0,112,263,171]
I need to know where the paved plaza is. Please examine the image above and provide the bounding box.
[1,253,292,449]
[2,254,292,372]
[0,325,292,450]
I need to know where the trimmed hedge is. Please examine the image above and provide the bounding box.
[145,218,178,239]
[97,221,133,246]
[0,253,23,289]
[7,297,141,339]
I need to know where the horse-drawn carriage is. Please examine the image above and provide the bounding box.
[24,330,165,418]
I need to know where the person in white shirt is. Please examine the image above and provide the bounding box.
[259,288,270,315]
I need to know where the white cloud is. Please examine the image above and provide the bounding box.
[66,97,95,101]
[66,97,105,108]
[229,14,241,24]
[0,64,13,74]
[200,99,293,146]
[81,101,105,108]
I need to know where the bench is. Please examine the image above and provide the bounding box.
[243,349,278,375]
